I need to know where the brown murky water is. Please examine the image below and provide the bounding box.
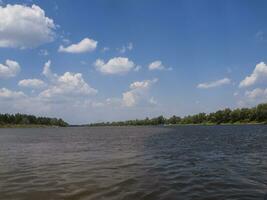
[0,125,267,200]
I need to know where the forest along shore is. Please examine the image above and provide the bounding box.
[1,103,267,128]
[89,103,267,126]
[0,113,68,128]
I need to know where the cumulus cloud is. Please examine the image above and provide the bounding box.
[122,79,158,107]
[245,88,267,99]
[0,59,20,78]
[18,79,46,88]
[40,60,97,100]
[0,4,55,48]
[239,62,267,88]
[234,87,267,107]
[95,57,135,74]
[58,37,97,53]
[40,72,97,99]
[0,61,100,123]
[42,60,57,80]
[197,78,231,89]
[148,60,171,71]
[0,88,25,99]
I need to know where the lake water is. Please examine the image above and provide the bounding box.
[0,125,267,200]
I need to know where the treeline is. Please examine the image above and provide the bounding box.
[0,113,68,127]
[90,103,267,126]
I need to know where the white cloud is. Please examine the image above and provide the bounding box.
[40,60,97,100]
[95,57,135,74]
[148,60,171,71]
[42,60,52,77]
[235,87,267,107]
[0,88,25,99]
[129,78,158,90]
[40,71,97,99]
[0,59,20,78]
[58,37,97,53]
[239,62,267,88]
[197,78,231,89]
[122,91,136,107]
[0,61,101,123]
[18,79,46,88]
[0,4,55,48]
[118,42,133,53]
[122,79,158,107]
[42,60,57,80]
[245,88,267,99]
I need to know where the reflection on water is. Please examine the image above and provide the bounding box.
[0,125,267,200]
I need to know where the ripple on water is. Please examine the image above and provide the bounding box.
[0,126,267,200]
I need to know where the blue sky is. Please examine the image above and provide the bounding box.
[1,0,267,124]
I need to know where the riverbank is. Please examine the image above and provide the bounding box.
[164,121,265,126]
[1,122,266,128]
[88,122,266,127]
[0,124,61,128]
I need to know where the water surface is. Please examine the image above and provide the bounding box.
[0,125,267,200]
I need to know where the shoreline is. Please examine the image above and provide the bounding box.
[88,122,266,127]
[0,124,61,128]
[0,122,266,128]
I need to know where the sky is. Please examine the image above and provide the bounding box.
[1,0,267,124]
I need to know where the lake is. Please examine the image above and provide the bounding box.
[0,125,267,200]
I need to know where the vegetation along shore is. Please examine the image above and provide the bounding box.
[1,103,267,128]
[0,114,68,128]
[89,103,267,126]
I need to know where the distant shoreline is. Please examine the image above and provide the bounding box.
[0,124,61,128]
[164,122,265,126]
[1,103,267,128]
[1,123,266,128]
[88,103,267,127]
[88,122,265,127]
[0,113,68,128]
